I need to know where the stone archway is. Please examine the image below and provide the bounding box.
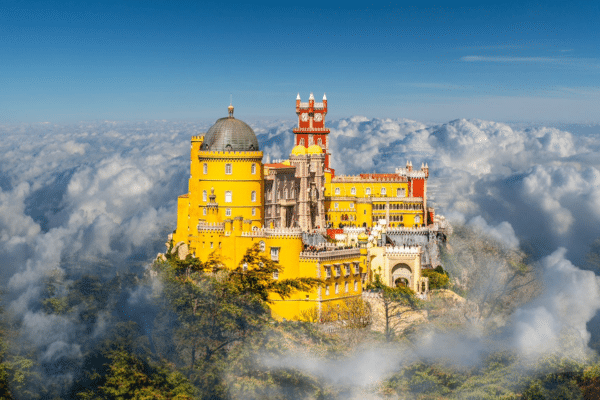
[391,263,412,288]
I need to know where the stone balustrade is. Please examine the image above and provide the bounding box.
[299,248,361,261]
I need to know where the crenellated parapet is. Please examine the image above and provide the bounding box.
[384,245,422,256]
[197,150,263,161]
[197,221,225,232]
[299,247,361,261]
[241,227,303,239]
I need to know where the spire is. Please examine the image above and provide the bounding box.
[296,93,301,100]
[228,95,234,118]
[323,93,327,100]
[309,92,314,101]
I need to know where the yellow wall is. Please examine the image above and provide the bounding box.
[323,180,427,228]
[172,195,190,244]
[325,181,409,198]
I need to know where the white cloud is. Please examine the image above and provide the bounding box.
[1,115,600,391]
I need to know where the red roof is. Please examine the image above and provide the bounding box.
[265,163,294,168]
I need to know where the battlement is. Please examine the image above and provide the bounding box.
[395,167,428,179]
[241,227,302,238]
[384,245,421,256]
[332,174,407,182]
[191,135,204,141]
[299,247,361,261]
[198,150,263,159]
[197,222,225,232]
[386,224,440,234]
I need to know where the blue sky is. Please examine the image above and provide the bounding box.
[1,0,599,123]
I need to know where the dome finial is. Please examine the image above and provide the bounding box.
[228,94,234,118]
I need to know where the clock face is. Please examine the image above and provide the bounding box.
[314,113,323,122]
[301,113,309,122]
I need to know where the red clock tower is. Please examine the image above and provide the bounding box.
[293,92,333,173]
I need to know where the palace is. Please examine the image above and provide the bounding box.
[168,93,450,320]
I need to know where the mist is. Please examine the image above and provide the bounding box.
[1,117,600,397]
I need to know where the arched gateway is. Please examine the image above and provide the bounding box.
[390,263,412,287]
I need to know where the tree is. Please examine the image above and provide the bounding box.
[367,274,421,341]
[421,268,449,289]
[152,243,322,399]
[74,322,196,400]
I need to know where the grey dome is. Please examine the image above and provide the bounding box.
[201,111,259,152]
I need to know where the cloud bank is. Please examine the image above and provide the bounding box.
[1,115,599,393]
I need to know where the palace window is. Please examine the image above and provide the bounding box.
[334,203,339,209]
[335,283,339,294]
[354,263,360,275]
[225,163,232,174]
[270,247,280,261]
[326,286,330,296]
[203,208,207,216]
[325,267,331,279]
[284,189,288,199]
[397,188,406,197]
[252,208,256,216]
[335,266,341,277]
[273,270,279,280]
[365,188,371,195]
[335,187,340,195]
[225,208,231,217]
[381,187,387,196]
[300,138,305,145]
[251,163,256,174]
[344,264,350,277]
[351,187,356,195]
[415,215,421,224]
[350,203,354,209]
[354,281,358,291]
[345,281,349,293]
[243,263,248,272]
[225,191,232,203]
[259,241,266,252]
[251,191,256,202]
[203,163,208,174]
[203,190,207,202]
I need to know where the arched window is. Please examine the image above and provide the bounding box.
[225,191,232,203]
[259,241,266,252]
[397,188,405,197]
[365,188,371,196]
[381,187,386,196]
[225,163,232,174]
[284,189,288,199]
[351,187,356,195]
[251,191,256,202]
[203,190,207,202]
[203,163,208,174]
[251,163,256,174]
[335,187,340,195]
